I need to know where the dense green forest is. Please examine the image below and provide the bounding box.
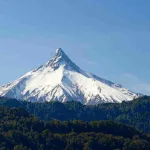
[0,96,150,134]
[0,106,150,150]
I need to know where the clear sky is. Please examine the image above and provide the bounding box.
[0,0,150,95]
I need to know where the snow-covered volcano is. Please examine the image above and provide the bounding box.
[0,48,140,105]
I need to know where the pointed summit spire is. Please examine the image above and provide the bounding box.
[56,48,63,54]
[55,48,64,57]
[45,48,69,68]
[55,48,66,58]
[44,48,81,72]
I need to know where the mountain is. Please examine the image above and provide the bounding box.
[0,48,140,105]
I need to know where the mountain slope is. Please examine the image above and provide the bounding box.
[0,48,140,105]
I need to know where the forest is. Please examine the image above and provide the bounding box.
[0,106,150,150]
[0,96,150,133]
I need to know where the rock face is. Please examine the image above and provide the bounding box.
[0,48,140,105]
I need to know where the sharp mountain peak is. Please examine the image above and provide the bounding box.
[44,48,80,72]
[55,48,65,56]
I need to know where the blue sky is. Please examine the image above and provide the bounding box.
[0,0,150,94]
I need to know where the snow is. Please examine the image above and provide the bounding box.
[0,48,140,105]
